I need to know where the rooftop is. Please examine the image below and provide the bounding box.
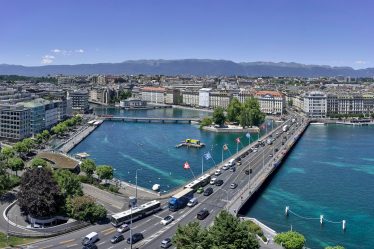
[37,152,80,170]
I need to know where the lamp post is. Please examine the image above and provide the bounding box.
[135,168,142,201]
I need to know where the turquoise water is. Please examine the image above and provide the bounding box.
[244,124,374,249]
[71,107,272,192]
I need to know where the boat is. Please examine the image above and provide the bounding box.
[176,139,205,148]
[152,184,160,191]
[310,122,325,125]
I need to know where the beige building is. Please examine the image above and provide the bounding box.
[209,92,231,109]
[255,90,285,114]
[182,91,199,107]
[141,87,166,104]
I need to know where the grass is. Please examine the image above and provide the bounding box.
[0,232,40,248]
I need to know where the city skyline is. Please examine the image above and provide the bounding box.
[1,0,373,68]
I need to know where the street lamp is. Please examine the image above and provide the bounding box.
[135,168,142,201]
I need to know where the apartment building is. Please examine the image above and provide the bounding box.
[209,92,231,109]
[255,90,285,114]
[182,91,199,107]
[140,87,166,104]
[69,90,89,113]
[303,91,327,118]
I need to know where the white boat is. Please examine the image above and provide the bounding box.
[152,184,160,191]
[310,122,325,125]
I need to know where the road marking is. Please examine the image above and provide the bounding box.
[103,227,116,236]
[39,246,53,249]
[66,243,78,248]
[141,229,147,233]
[101,227,115,234]
[97,241,106,245]
[153,214,163,219]
[59,239,75,244]
[145,218,153,223]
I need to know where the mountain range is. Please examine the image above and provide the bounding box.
[0,59,373,77]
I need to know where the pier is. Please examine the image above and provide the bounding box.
[99,115,201,123]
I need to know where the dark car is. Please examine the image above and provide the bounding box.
[127,233,144,244]
[82,244,97,249]
[229,166,236,172]
[197,208,210,220]
[111,233,124,244]
[203,187,213,196]
[245,169,252,175]
[215,179,224,186]
[275,148,279,152]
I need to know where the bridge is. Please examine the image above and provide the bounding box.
[99,115,201,123]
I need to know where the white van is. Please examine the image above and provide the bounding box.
[187,197,198,207]
[228,159,235,166]
[82,232,99,245]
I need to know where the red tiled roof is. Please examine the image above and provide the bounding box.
[141,87,166,92]
[255,90,283,97]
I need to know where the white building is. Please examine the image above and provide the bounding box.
[255,90,285,114]
[182,91,199,107]
[209,92,231,109]
[303,91,327,118]
[140,87,166,104]
[198,88,211,108]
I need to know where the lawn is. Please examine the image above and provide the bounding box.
[0,232,40,248]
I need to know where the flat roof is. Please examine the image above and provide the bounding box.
[38,152,80,170]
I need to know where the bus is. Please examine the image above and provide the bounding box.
[184,174,211,191]
[111,200,161,227]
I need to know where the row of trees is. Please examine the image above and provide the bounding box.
[51,115,82,135]
[17,166,107,222]
[208,97,265,128]
[172,210,260,249]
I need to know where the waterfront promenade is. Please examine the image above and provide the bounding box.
[58,125,98,153]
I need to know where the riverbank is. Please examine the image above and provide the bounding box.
[58,125,99,153]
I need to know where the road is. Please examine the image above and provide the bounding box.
[28,117,304,249]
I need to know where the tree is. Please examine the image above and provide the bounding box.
[200,117,213,129]
[35,133,44,144]
[22,138,35,153]
[274,231,305,249]
[173,222,210,249]
[13,142,28,154]
[30,157,48,168]
[18,167,62,217]
[239,97,265,127]
[66,196,107,223]
[8,157,24,176]
[1,147,15,160]
[227,98,242,123]
[96,165,113,181]
[54,169,83,197]
[208,210,259,249]
[213,107,226,127]
[325,246,345,249]
[41,130,50,141]
[80,159,96,178]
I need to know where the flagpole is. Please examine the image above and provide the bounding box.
[201,155,204,175]
[221,147,224,163]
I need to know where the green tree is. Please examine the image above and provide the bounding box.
[200,117,213,129]
[325,246,345,249]
[66,196,107,223]
[80,159,96,178]
[54,169,83,197]
[22,138,35,153]
[227,98,243,123]
[208,210,259,249]
[96,165,113,181]
[212,107,226,127]
[274,231,305,249]
[13,142,28,154]
[172,222,210,249]
[18,167,62,217]
[8,157,24,176]
[35,133,44,144]
[41,130,50,141]
[30,157,48,168]
[1,147,15,160]
[239,97,265,127]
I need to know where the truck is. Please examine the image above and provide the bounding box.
[168,187,194,211]
[282,125,289,132]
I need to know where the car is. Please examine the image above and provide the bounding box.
[275,148,279,152]
[160,215,174,225]
[127,233,144,244]
[203,187,213,196]
[111,233,125,244]
[230,183,238,189]
[82,244,98,249]
[197,208,210,220]
[160,238,172,248]
[187,197,198,207]
[117,223,130,233]
[214,169,222,176]
[215,179,224,186]
[245,169,252,175]
[209,178,217,185]
[253,148,258,152]
[229,166,236,172]
[269,154,273,157]
[196,187,204,194]
[222,164,230,170]
[82,232,99,246]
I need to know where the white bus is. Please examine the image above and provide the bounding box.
[184,174,211,191]
[111,200,161,227]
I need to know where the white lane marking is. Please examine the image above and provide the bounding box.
[153,214,163,219]
[141,229,147,233]
[97,241,105,245]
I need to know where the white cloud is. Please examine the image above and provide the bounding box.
[41,55,55,64]
[51,49,61,53]
[75,49,84,53]
[355,60,367,65]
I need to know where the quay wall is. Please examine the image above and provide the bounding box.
[58,124,101,153]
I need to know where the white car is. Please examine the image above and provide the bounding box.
[222,164,230,170]
[209,177,217,185]
[214,169,222,176]
[117,223,130,233]
[160,215,174,226]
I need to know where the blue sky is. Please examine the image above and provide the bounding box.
[0,0,373,68]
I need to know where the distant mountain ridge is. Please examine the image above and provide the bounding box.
[0,59,373,77]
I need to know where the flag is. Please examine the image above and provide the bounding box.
[246,133,251,139]
[204,152,212,160]
[183,161,190,169]
[223,144,228,151]
[236,137,241,144]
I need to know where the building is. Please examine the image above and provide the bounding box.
[0,87,35,104]
[140,87,166,104]
[255,90,285,115]
[198,88,212,108]
[119,98,147,108]
[327,93,374,116]
[69,91,89,113]
[0,105,31,140]
[303,91,327,118]
[165,89,182,105]
[89,88,115,105]
[182,91,199,107]
[209,92,231,109]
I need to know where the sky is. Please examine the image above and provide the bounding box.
[0,0,373,68]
